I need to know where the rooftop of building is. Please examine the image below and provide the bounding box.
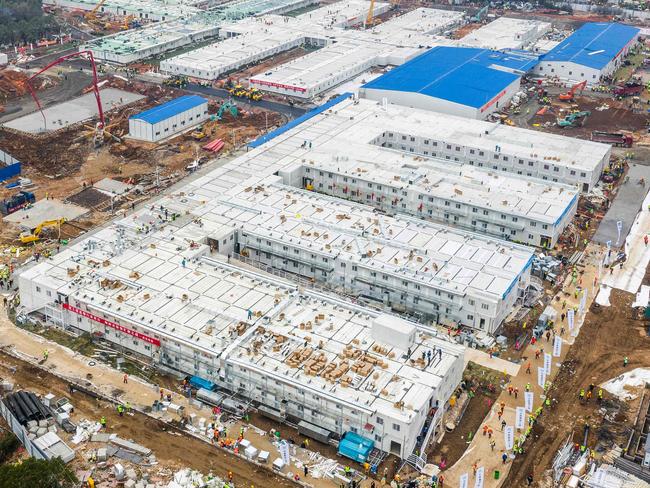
[130,95,207,124]
[458,17,551,51]
[540,22,640,70]
[301,156,578,224]
[362,46,537,109]
[21,216,463,421]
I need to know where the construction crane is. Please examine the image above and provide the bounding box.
[366,0,376,26]
[85,0,108,22]
[559,80,587,102]
[26,50,105,131]
[20,218,66,244]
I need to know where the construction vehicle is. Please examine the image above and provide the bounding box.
[85,0,108,23]
[471,3,489,22]
[0,191,35,215]
[20,218,66,244]
[613,81,643,97]
[559,80,586,102]
[591,131,633,147]
[247,87,262,101]
[228,84,247,98]
[557,111,590,128]
[216,101,238,120]
[191,127,207,140]
[163,75,188,89]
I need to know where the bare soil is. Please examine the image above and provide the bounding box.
[0,349,295,487]
[505,268,650,486]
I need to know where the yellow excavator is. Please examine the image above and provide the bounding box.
[20,218,66,244]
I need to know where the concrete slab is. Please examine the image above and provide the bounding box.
[94,178,134,196]
[4,199,89,230]
[2,88,145,134]
[110,436,151,456]
[593,164,650,248]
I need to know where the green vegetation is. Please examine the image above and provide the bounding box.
[0,457,78,488]
[0,0,59,45]
[0,432,20,465]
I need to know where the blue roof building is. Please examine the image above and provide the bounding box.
[129,95,208,142]
[531,22,640,83]
[360,46,536,119]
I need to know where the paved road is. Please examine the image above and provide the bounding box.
[185,83,308,119]
[593,163,650,247]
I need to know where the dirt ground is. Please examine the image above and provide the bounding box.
[0,350,295,487]
[506,268,650,486]
[526,95,649,139]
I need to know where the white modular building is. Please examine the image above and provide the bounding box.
[531,22,640,84]
[128,95,208,142]
[458,17,551,51]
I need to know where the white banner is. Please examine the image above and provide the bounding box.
[567,308,575,331]
[515,406,526,429]
[604,241,612,266]
[616,220,623,246]
[579,289,588,315]
[544,352,552,375]
[594,468,606,485]
[553,335,562,357]
[474,466,484,488]
[524,391,534,413]
[459,473,469,488]
[538,366,546,389]
[278,439,290,465]
[504,426,514,450]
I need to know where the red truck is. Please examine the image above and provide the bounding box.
[591,131,633,147]
[613,82,643,97]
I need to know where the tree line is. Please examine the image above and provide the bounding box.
[0,0,59,45]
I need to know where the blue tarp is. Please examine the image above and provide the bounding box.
[0,163,20,183]
[337,431,374,463]
[248,92,352,149]
[189,375,216,391]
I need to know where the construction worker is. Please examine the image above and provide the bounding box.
[525,382,531,392]
[125,401,131,413]
[117,404,124,417]
[123,374,128,384]
[586,390,592,401]
[100,416,107,429]
[42,349,49,361]
[624,356,629,367]
[344,466,351,477]
[598,389,603,403]
[579,389,585,402]
[87,476,95,488]
[228,471,233,482]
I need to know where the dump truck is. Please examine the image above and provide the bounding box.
[0,191,35,215]
[613,82,643,97]
[590,131,633,147]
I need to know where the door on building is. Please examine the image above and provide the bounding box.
[540,236,551,248]
[207,237,219,253]
[582,183,589,192]
[479,318,485,329]
[390,441,401,455]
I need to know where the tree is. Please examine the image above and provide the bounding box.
[0,0,59,45]
[0,457,78,488]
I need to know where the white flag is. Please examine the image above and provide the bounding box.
[459,473,469,488]
[616,220,623,246]
[524,391,534,412]
[553,335,562,357]
[474,467,484,488]
[544,352,552,375]
[594,468,606,485]
[515,406,526,429]
[567,308,575,331]
[504,425,514,450]
[537,366,546,388]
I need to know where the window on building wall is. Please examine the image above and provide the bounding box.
[482,304,489,310]
[479,151,484,156]
[468,314,474,320]
[393,424,400,431]
[36,286,41,293]
[581,172,586,177]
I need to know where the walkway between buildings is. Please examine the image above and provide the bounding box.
[593,163,650,247]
